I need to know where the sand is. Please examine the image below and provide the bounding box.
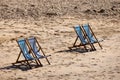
[0,15,120,80]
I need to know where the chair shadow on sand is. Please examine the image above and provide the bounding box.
[56,48,94,54]
[0,63,41,71]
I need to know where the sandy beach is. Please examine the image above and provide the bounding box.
[0,16,120,80]
[0,0,120,80]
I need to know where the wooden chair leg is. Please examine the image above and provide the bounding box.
[68,36,79,49]
[40,49,50,65]
[83,45,88,51]
[73,36,78,47]
[91,44,96,51]
[36,59,43,66]
[16,51,22,63]
[35,38,51,65]
[25,60,32,69]
[97,42,102,49]
[88,24,102,49]
[45,58,50,65]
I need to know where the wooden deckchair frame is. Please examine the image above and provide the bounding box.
[81,25,96,51]
[82,23,102,49]
[26,37,51,65]
[69,25,95,51]
[12,38,42,69]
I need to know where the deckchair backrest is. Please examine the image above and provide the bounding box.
[28,37,41,57]
[82,24,96,43]
[17,39,33,60]
[74,25,86,44]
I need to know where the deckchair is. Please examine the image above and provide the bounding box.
[82,23,102,49]
[12,38,42,69]
[69,25,95,51]
[27,37,51,65]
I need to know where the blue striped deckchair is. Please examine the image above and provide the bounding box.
[82,24,102,49]
[27,37,51,65]
[18,39,33,60]
[69,25,94,51]
[12,38,42,69]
